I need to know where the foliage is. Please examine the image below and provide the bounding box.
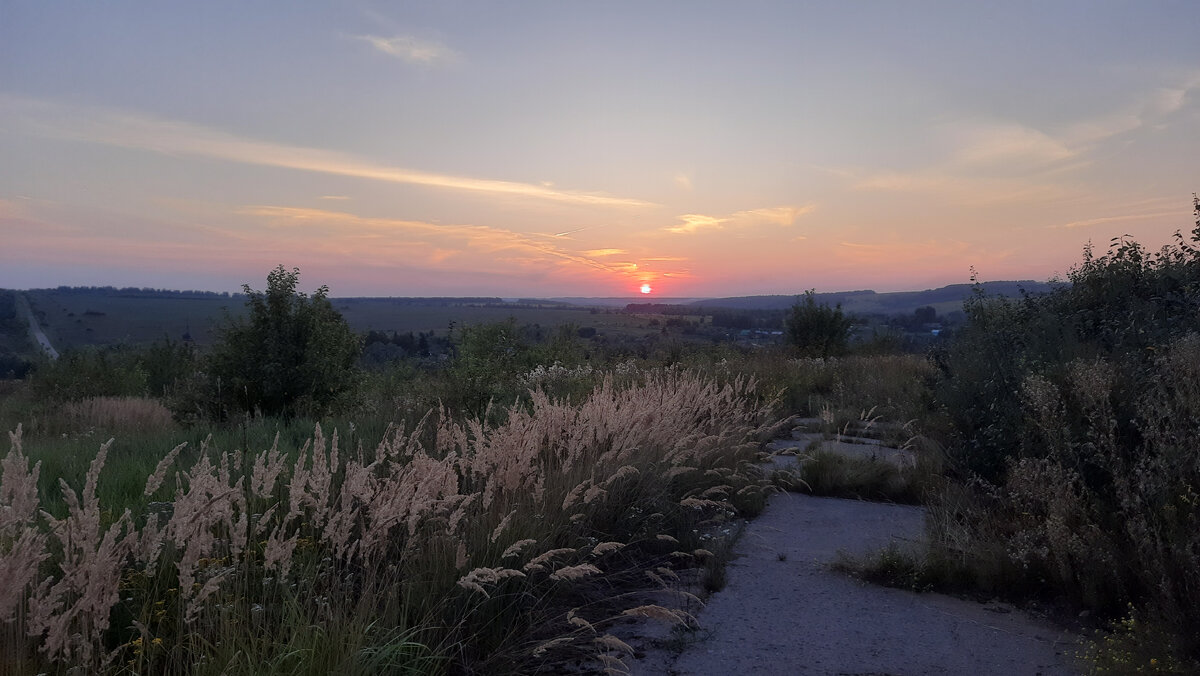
[931,195,1200,663]
[785,290,853,358]
[442,320,589,416]
[29,347,152,403]
[203,266,361,419]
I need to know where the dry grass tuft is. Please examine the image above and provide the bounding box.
[61,396,174,433]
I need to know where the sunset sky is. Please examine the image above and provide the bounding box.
[2,2,1198,298]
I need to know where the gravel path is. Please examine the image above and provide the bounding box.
[658,492,1080,676]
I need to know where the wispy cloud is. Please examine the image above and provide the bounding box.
[665,214,726,234]
[664,204,815,234]
[584,248,626,257]
[950,121,1075,167]
[238,205,641,278]
[1059,209,1186,229]
[848,73,1200,206]
[851,169,1072,206]
[353,34,459,64]
[0,96,655,209]
[319,195,350,200]
[673,172,694,191]
[730,205,817,226]
[1065,72,1200,146]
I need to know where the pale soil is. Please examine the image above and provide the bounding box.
[618,426,1082,676]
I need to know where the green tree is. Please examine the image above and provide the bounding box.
[207,266,361,418]
[785,290,853,358]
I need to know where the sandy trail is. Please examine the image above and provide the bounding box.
[625,429,1081,675]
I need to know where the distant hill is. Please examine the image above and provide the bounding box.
[545,297,709,308]
[690,281,1056,316]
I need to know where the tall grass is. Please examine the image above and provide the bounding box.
[1,368,779,674]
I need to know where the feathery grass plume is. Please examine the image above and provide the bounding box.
[594,633,635,655]
[561,479,590,511]
[567,609,595,632]
[502,538,537,559]
[655,534,679,544]
[602,465,639,486]
[1,425,49,624]
[457,566,526,598]
[27,439,134,667]
[455,541,469,570]
[161,443,245,604]
[663,466,697,480]
[680,497,726,510]
[143,441,186,496]
[591,541,625,556]
[490,508,517,543]
[549,563,601,582]
[524,548,576,574]
[250,433,286,499]
[446,493,478,534]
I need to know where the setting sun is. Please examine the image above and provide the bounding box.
[640,284,652,294]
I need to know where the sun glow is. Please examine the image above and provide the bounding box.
[640,284,652,294]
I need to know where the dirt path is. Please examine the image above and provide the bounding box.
[16,292,58,360]
[625,429,1081,675]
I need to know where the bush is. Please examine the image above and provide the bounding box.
[203,266,361,418]
[785,291,852,358]
[931,194,1200,662]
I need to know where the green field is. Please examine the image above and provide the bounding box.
[21,291,699,352]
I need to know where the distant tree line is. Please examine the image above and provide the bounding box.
[339,297,505,306]
[624,303,787,330]
[46,286,240,299]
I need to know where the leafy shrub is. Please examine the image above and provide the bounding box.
[785,290,852,358]
[202,266,361,419]
[932,195,1200,661]
[29,347,151,402]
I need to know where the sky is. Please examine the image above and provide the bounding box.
[2,2,1198,298]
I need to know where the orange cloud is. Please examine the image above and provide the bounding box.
[664,204,815,234]
[238,205,645,282]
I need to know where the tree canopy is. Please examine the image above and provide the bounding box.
[207,266,360,418]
